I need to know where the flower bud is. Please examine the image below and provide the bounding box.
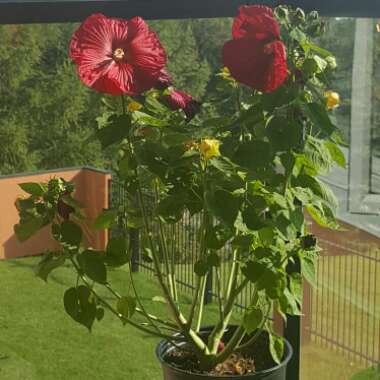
[307,10,319,22]
[325,90,340,110]
[326,56,337,70]
[295,8,305,22]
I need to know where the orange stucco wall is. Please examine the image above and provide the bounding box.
[0,168,111,260]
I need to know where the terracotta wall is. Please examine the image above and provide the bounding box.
[0,167,111,260]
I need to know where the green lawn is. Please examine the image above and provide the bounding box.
[0,256,225,380]
[0,256,378,380]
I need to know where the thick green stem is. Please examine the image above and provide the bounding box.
[187,276,201,328]
[195,275,207,333]
[208,249,240,353]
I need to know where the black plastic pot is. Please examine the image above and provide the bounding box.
[156,326,293,380]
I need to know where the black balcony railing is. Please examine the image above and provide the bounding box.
[0,0,380,24]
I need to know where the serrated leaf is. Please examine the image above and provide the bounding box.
[324,141,346,168]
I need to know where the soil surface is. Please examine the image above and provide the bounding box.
[165,329,277,376]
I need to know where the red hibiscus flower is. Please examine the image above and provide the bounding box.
[70,14,167,96]
[222,5,287,93]
[232,5,280,40]
[165,90,201,121]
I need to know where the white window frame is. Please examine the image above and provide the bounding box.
[348,18,380,214]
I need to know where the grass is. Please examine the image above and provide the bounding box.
[0,256,226,380]
[0,255,378,380]
[351,367,380,380]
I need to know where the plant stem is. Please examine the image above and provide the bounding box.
[69,258,179,341]
[128,262,162,334]
[154,181,177,302]
[236,303,272,350]
[195,275,207,333]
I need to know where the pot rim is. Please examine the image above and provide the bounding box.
[156,325,293,379]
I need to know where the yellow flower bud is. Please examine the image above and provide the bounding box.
[200,139,221,160]
[127,101,143,112]
[325,91,340,110]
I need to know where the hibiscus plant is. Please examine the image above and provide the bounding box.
[14,5,343,373]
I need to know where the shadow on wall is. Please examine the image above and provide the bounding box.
[0,167,111,260]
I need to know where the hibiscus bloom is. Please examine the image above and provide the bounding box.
[232,5,280,41]
[165,90,201,121]
[222,5,287,93]
[70,14,167,96]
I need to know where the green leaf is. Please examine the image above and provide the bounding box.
[266,117,303,152]
[301,41,332,58]
[61,220,82,247]
[194,260,209,276]
[205,224,233,250]
[64,286,97,331]
[133,111,169,127]
[306,204,339,229]
[302,255,316,287]
[78,250,107,284]
[242,207,266,231]
[157,194,185,224]
[289,27,306,42]
[258,227,275,246]
[324,141,346,168]
[35,251,65,282]
[14,216,45,242]
[117,296,136,321]
[304,103,336,136]
[119,154,137,180]
[205,189,241,226]
[106,236,130,267]
[233,141,273,171]
[269,333,284,365]
[207,253,221,267]
[60,195,84,210]
[295,174,338,210]
[95,114,131,148]
[243,307,263,334]
[289,272,303,304]
[19,182,47,197]
[94,209,118,229]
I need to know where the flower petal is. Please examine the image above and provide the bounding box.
[70,14,167,96]
[232,5,280,41]
[128,30,167,74]
[223,38,287,93]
